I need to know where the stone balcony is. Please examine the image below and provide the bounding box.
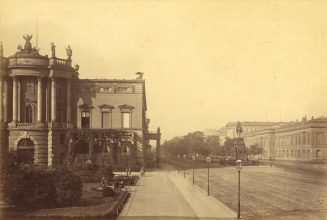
[49,57,71,68]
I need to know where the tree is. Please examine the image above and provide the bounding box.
[249,144,263,156]
[162,131,219,156]
[206,135,220,156]
[219,138,235,156]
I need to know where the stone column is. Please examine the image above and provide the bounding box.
[156,127,161,167]
[0,77,3,122]
[37,76,43,122]
[12,76,18,122]
[156,138,161,167]
[51,77,56,122]
[45,78,50,122]
[66,79,71,123]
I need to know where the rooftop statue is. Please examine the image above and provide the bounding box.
[23,34,33,52]
[66,45,72,60]
[51,42,56,57]
[236,121,243,137]
[135,72,144,79]
[74,63,80,71]
[16,34,39,55]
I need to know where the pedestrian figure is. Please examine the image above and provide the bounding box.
[101,176,106,188]
[114,180,119,191]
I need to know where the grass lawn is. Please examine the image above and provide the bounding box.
[183,165,327,220]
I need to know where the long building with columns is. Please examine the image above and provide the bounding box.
[217,117,327,161]
[0,35,161,168]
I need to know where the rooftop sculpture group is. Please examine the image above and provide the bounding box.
[16,34,40,55]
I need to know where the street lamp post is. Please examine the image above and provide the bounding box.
[235,121,243,161]
[183,155,187,178]
[192,155,195,184]
[206,156,211,196]
[177,154,180,173]
[236,159,242,219]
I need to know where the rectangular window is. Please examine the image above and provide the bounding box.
[122,112,131,128]
[81,111,90,128]
[102,112,111,128]
[26,81,35,94]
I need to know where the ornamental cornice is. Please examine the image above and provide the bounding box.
[99,104,115,109]
[118,104,135,110]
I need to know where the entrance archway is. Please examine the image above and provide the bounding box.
[17,138,34,164]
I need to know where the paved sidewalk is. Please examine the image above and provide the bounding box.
[119,171,236,219]
[170,172,236,218]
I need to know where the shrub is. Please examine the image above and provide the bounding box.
[1,152,83,209]
[53,168,83,207]
[2,165,57,209]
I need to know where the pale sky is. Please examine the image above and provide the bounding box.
[1,0,326,141]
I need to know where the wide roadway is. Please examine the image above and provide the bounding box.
[118,170,236,220]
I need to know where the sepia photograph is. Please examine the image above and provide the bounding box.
[0,0,326,219]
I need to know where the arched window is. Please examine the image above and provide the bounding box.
[25,105,34,123]
[17,138,34,164]
[18,138,34,149]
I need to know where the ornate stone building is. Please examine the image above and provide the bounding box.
[0,35,161,168]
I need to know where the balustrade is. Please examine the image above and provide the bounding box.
[49,57,71,66]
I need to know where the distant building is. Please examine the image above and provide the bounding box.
[0,35,161,168]
[244,116,327,161]
[217,117,327,161]
[217,121,290,145]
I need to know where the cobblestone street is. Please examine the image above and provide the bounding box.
[183,165,327,219]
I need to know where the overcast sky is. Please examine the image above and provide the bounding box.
[1,0,326,141]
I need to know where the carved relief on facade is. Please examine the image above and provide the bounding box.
[115,85,135,93]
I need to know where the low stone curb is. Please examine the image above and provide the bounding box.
[106,191,130,218]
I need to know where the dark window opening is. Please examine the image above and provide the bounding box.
[81,111,90,128]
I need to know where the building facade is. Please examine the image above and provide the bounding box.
[218,118,327,161]
[0,35,160,168]
[216,121,290,145]
[244,117,327,161]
